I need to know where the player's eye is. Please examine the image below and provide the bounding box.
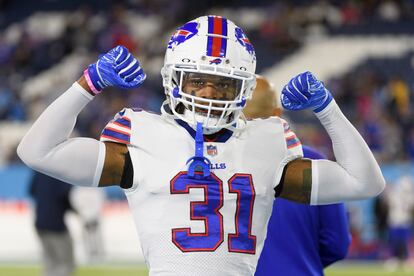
[217,82,230,90]
[189,79,205,87]
[217,80,238,95]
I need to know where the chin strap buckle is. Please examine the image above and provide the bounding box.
[186,122,211,177]
[172,87,181,98]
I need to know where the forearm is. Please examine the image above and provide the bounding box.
[17,81,105,186]
[310,101,385,204]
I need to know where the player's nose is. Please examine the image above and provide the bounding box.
[198,83,219,99]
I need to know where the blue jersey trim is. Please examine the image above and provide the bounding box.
[114,117,131,129]
[101,128,130,143]
[175,120,233,143]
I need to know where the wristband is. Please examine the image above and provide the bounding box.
[83,69,101,95]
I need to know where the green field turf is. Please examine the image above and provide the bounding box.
[325,263,412,276]
[0,265,148,276]
[0,263,412,276]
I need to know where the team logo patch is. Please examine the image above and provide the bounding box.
[206,145,218,156]
[235,27,255,56]
[209,58,222,65]
[167,22,198,49]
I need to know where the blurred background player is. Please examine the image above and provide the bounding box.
[244,75,351,276]
[384,175,414,271]
[70,187,105,263]
[29,171,76,276]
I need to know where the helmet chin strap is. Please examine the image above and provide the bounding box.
[186,122,211,178]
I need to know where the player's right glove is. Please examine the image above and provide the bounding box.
[280,71,333,113]
[83,45,146,95]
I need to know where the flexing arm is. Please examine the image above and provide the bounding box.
[17,79,104,186]
[17,45,145,187]
[278,72,385,204]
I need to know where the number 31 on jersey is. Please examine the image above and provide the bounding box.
[170,172,256,254]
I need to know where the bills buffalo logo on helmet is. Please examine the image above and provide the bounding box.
[168,22,199,49]
[235,27,255,56]
[209,58,222,65]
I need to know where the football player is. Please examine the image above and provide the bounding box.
[18,16,384,275]
[245,76,351,276]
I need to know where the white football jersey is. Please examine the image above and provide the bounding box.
[101,109,303,276]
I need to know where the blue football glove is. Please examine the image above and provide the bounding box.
[281,71,333,113]
[84,45,146,94]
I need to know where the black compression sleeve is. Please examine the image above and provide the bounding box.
[120,151,133,189]
[274,165,288,198]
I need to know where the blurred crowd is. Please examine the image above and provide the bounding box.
[296,61,414,163]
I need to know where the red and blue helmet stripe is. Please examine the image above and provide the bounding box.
[207,16,228,58]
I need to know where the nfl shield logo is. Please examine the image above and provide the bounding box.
[206,145,217,156]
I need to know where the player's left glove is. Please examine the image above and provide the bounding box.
[83,45,146,95]
[281,71,333,113]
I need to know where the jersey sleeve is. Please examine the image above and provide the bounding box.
[100,108,132,144]
[273,118,304,190]
[280,118,303,156]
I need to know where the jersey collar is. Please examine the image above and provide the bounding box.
[175,119,233,143]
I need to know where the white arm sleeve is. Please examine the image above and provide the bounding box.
[17,82,105,187]
[310,101,385,205]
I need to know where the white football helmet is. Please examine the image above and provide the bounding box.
[161,15,257,132]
